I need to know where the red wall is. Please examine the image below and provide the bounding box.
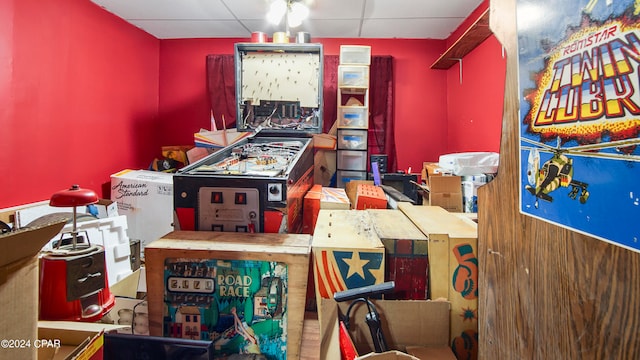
[159,38,449,174]
[1,0,505,210]
[445,0,504,155]
[446,35,505,154]
[0,0,159,209]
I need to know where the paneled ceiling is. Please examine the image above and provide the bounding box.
[90,0,484,40]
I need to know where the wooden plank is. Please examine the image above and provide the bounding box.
[479,0,640,358]
[145,230,311,255]
[431,9,492,69]
[398,203,477,240]
[312,210,382,249]
[367,209,426,241]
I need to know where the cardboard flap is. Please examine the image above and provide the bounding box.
[406,346,458,360]
[357,350,420,359]
[0,219,65,267]
[108,269,141,298]
[320,299,342,360]
[38,321,129,360]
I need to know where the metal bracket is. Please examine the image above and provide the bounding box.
[452,58,463,84]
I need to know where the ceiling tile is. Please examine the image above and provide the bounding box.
[92,0,235,20]
[364,0,484,18]
[222,0,272,19]
[130,20,249,39]
[91,0,486,39]
[361,18,464,39]
[304,19,363,38]
[308,0,365,19]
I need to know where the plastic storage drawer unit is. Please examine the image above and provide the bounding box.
[339,45,372,65]
[336,170,368,188]
[337,106,368,128]
[337,150,368,171]
[338,129,368,150]
[338,65,370,88]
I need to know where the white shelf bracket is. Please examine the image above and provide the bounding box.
[452,58,463,84]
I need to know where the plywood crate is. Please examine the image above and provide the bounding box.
[144,231,311,360]
[312,210,385,329]
[398,203,478,358]
[367,209,429,300]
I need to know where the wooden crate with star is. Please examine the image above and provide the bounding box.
[311,209,385,329]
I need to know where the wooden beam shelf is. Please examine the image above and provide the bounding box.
[430,9,492,69]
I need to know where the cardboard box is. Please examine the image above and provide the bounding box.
[420,163,462,212]
[145,231,311,360]
[428,176,463,212]
[91,199,119,219]
[406,346,457,360]
[421,162,452,180]
[37,321,128,360]
[110,169,174,255]
[398,203,479,359]
[313,133,337,150]
[0,220,65,360]
[312,210,385,329]
[320,298,455,359]
[355,184,387,210]
[367,210,429,300]
[314,149,337,186]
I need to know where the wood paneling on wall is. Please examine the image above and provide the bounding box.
[478,0,640,358]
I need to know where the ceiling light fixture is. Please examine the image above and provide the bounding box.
[267,0,309,33]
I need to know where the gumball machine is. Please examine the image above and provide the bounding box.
[39,184,115,321]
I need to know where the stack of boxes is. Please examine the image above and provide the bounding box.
[336,45,372,188]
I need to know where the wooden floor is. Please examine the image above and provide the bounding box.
[299,311,321,360]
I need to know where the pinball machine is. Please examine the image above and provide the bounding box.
[173,43,323,234]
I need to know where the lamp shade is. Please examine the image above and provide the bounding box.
[267,0,287,25]
[288,2,309,28]
[50,184,99,208]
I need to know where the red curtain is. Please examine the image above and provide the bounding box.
[206,54,237,129]
[206,54,396,171]
[369,56,395,173]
